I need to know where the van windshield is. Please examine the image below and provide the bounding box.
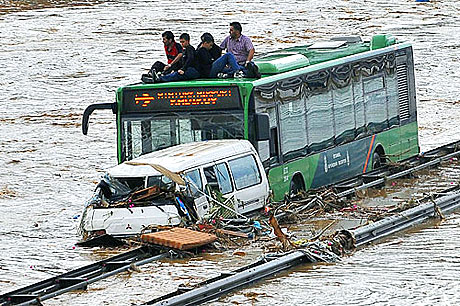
[121,112,244,161]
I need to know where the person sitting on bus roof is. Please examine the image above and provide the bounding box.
[153,33,200,83]
[149,31,183,76]
[197,32,222,62]
[196,33,257,79]
[220,21,260,78]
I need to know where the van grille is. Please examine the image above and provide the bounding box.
[396,63,410,121]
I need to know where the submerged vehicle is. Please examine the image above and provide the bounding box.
[79,140,269,238]
[81,34,419,237]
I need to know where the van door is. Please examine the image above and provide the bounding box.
[184,169,210,219]
[202,163,237,214]
[227,155,268,214]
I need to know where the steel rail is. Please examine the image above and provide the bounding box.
[351,191,460,247]
[0,246,168,306]
[146,251,318,306]
[17,253,169,306]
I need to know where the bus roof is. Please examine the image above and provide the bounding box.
[121,34,405,91]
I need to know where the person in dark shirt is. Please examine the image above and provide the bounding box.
[150,31,183,75]
[157,33,200,82]
[196,33,242,78]
[197,32,222,61]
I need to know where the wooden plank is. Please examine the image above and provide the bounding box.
[141,228,217,250]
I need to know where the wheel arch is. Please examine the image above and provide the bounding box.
[290,171,306,192]
[372,143,386,169]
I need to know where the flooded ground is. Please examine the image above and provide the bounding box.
[0,0,459,304]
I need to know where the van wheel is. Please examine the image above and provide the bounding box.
[372,151,382,170]
[289,175,305,196]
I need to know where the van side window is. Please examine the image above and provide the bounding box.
[228,155,262,190]
[184,169,203,197]
[204,163,233,194]
[147,175,173,190]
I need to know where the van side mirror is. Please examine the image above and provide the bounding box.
[254,113,270,141]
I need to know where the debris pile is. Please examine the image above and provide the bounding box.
[80,167,442,254]
[268,188,348,223]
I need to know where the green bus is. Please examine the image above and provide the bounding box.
[83,34,419,201]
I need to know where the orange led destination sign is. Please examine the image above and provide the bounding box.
[123,86,241,113]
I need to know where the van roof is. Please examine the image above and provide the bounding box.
[109,139,255,177]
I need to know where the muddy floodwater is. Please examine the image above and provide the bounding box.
[0,0,459,305]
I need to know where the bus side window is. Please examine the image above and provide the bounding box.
[215,163,233,194]
[141,120,152,154]
[363,74,388,133]
[270,127,279,161]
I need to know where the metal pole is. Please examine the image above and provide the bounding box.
[17,252,168,306]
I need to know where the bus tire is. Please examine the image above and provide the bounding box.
[289,174,305,196]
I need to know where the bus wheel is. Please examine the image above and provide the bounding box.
[289,174,305,197]
[372,151,383,170]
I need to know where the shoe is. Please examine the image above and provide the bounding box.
[233,70,245,79]
[141,74,154,83]
[152,71,160,82]
[148,67,157,77]
[217,72,230,79]
[246,62,261,79]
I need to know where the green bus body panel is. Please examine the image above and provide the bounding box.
[398,120,420,159]
[116,88,123,162]
[268,121,419,201]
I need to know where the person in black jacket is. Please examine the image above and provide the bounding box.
[197,32,222,62]
[156,33,200,82]
[195,33,217,78]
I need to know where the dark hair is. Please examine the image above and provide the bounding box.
[162,31,174,40]
[179,33,190,41]
[201,32,214,43]
[230,22,242,32]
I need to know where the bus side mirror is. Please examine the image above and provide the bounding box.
[254,113,270,141]
[82,102,117,135]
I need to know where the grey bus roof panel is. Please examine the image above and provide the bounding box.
[252,42,412,87]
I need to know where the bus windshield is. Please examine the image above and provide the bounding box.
[121,112,244,161]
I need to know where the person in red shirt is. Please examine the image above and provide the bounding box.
[150,31,183,75]
[156,33,200,82]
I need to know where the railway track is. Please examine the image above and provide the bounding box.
[0,246,170,306]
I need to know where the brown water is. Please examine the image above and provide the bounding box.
[0,0,459,304]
